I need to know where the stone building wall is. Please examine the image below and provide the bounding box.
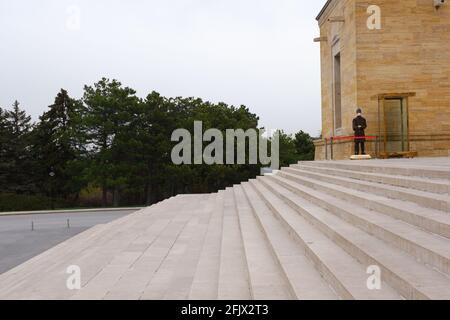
[355,0,450,157]
[315,0,450,160]
[317,0,357,140]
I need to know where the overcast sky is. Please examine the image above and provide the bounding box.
[0,0,325,136]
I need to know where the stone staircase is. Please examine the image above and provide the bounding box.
[1,158,450,300]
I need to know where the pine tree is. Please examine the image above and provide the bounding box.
[294,130,315,161]
[31,89,85,199]
[0,107,12,190]
[7,101,32,136]
[82,78,140,206]
[2,101,35,193]
[135,91,174,205]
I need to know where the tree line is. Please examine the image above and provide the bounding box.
[0,78,315,211]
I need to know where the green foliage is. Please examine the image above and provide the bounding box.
[294,130,316,161]
[278,130,315,168]
[81,78,142,206]
[0,107,10,188]
[0,101,35,194]
[0,78,315,211]
[0,193,70,212]
[30,89,86,198]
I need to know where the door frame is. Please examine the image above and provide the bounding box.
[372,92,415,156]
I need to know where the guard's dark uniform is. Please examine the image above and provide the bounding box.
[353,115,367,155]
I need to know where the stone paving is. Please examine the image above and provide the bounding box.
[0,210,135,275]
[1,158,449,300]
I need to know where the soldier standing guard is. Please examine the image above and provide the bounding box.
[353,108,367,155]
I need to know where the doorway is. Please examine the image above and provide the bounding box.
[383,98,409,153]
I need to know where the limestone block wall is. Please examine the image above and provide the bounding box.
[355,0,450,157]
[315,0,450,159]
[318,0,358,139]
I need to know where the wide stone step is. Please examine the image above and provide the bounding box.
[140,194,214,300]
[34,201,183,300]
[293,163,450,195]
[265,174,450,279]
[4,158,450,300]
[242,182,348,300]
[277,170,450,240]
[76,194,208,300]
[248,179,400,300]
[258,176,450,300]
[162,194,216,300]
[306,161,450,180]
[0,204,150,288]
[0,198,183,299]
[189,192,224,300]
[217,188,252,300]
[0,206,152,298]
[233,185,293,300]
[73,215,178,300]
[284,167,450,213]
[0,223,105,292]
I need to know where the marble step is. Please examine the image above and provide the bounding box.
[305,161,450,180]
[233,185,293,300]
[259,176,450,300]
[292,163,450,195]
[284,167,450,212]
[277,170,450,240]
[217,188,252,300]
[249,179,401,300]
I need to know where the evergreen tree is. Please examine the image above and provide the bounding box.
[0,107,12,190]
[82,78,140,206]
[278,130,300,168]
[2,101,35,193]
[294,130,315,161]
[130,92,173,205]
[31,89,85,199]
[277,130,316,168]
[0,78,314,211]
[7,100,32,136]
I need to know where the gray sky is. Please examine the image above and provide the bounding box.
[0,0,325,136]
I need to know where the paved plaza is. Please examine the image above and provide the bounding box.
[0,210,136,275]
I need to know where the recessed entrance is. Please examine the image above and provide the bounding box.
[375,93,416,158]
[384,98,409,153]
